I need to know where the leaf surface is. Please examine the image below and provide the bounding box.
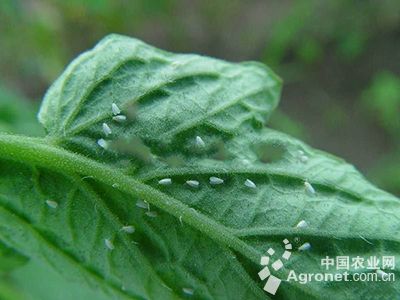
[0,35,399,300]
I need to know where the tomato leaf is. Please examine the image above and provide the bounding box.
[0,35,398,300]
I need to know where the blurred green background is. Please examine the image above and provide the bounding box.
[0,0,399,198]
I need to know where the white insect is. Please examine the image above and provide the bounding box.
[241,159,251,166]
[296,220,308,229]
[304,180,315,195]
[45,200,58,209]
[112,115,127,122]
[209,176,224,185]
[121,225,135,234]
[195,136,205,148]
[97,138,108,149]
[112,103,121,115]
[300,155,309,163]
[244,179,256,189]
[158,178,172,185]
[182,288,194,296]
[179,216,183,226]
[298,242,311,251]
[102,123,112,136]
[376,269,389,279]
[186,180,199,188]
[104,238,114,250]
[145,211,158,218]
[136,200,149,210]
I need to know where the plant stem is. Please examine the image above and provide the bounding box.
[0,133,260,264]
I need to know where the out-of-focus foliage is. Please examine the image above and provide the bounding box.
[0,85,43,136]
[264,0,400,66]
[0,243,27,300]
[259,0,399,196]
[361,72,400,195]
[0,0,399,195]
[0,242,27,274]
[369,154,400,195]
[362,71,400,138]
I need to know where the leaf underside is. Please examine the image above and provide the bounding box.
[0,34,399,300]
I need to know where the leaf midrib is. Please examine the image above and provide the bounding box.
[0,133,261,264]
[0,133,327,299]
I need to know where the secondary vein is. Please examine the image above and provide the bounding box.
[0,133,261,265]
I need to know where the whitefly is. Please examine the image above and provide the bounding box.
[97,138,108,149]
[186,180,199,188]
[244,179,256,189]
[209,176,224,185]
[113,115,127,122]
[121,225,135,234]
[158,178,172,185]
[112,103,121,115]
[45,200,58,209]
[104,238,115,250]
[102,123,112,136]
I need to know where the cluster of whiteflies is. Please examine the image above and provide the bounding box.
[42,102,324,296]
[97,103,127,149]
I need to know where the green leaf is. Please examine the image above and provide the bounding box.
[361,71,400,137]
[38,34,280,156]
[0,243,27,300]
[0,34,399,300]
[0,241,27,274]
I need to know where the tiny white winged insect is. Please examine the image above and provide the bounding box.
[46,200,58,209]
[186,180,199,188]
[104,238,114,250]
[112,103,121,115]
[195,136,205,148]
[209,176,224,185]
[97,138,108,149]
[304,180,315,195]
[244,179,256,189]
[158,178,172,185]
[121,225,135,234]
[136,200,149,210]
[112,115,127,122]
[300,155,309,163]
[102,123,112,136]
[296,220,308,229]
[376,269,389,279]
[298,242,311,251]
[182,288,194,296]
